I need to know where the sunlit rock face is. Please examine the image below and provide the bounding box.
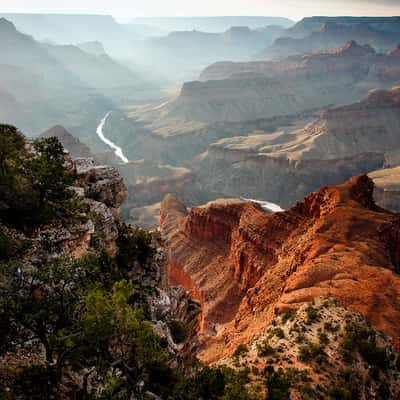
[160,176,400,363]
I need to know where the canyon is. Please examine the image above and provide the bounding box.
[193,86,400,208]
[160,175,400,363]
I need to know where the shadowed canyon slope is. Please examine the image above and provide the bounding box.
[195,86,400,208]
[160,175,400,362]
[163,41,399,124]
[0,18,151,141]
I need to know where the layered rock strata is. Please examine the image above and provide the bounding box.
[161,175,400,362]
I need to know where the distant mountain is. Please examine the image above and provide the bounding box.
[129,16,294,33]
[163,41,399,124]
[284,16,400,39]
[43,43,144,91]
[0,18,138,139]
[0,13,131,56]
[259,21,400,60]
[130,25,286,81]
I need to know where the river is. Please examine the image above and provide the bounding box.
[96,111,129,163]
[240,197,284,212]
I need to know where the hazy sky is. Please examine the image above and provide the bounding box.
[0,0,399,20]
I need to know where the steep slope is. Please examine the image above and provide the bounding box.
[224,298,400,399]
[0,18,112,136]
[40,125,93,158]
[194,86,400,207]
[157,81,400,213]
[161,175,400,363]
[43,43,146,93]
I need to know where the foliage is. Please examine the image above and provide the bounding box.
[0,125,80,228]
[116,224,154,268]
[257,340,276,357]
[0,232,18,261]
[272,327,285,339]
[305,305,319,324]
[232,343,249,359]
[318,331,329,345]
[264,367,310,400]
[23,137,77,224]
[298,343,326,365]
[80,280,170,385]
[340,322,390,370]
[281,310,296,324]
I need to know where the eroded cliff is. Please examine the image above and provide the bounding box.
[161,175,400,363]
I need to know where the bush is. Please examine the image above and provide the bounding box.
[305,305,319,324]
[0,232,17,261]
[272,327,285,339]
[233,344,248,359]
[318,331,329,345]
[117,224,154,268]
[264,367,309,400]
[340,322,389,369]
[298,343,326,364]
[281,310,296,324]
[257,340,276,357]
[0,129,79,228]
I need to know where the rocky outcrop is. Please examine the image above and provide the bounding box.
[223,298,400,399]
[74,158,127,220]
[0,158,127,262]
[160,175,400,362]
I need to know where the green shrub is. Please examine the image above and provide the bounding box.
[318,331,329,345]
[305,305,319,324]
[340,322,389,369]
[233,344,248,359]
[117,224,154,268]
[272,327,285,339]
[281,310,296,324]
[298,343,326,364]
[257,340,276,357]
[0,232,17,261]
[264,367,310,400]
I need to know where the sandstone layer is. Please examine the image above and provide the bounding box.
[160,175,400,362]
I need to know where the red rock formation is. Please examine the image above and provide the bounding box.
[160,176,400,362]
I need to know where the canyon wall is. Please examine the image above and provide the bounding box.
[161,175,400,362]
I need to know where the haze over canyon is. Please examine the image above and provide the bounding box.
[1,2,400,399]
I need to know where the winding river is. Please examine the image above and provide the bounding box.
[96,111,129,163]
